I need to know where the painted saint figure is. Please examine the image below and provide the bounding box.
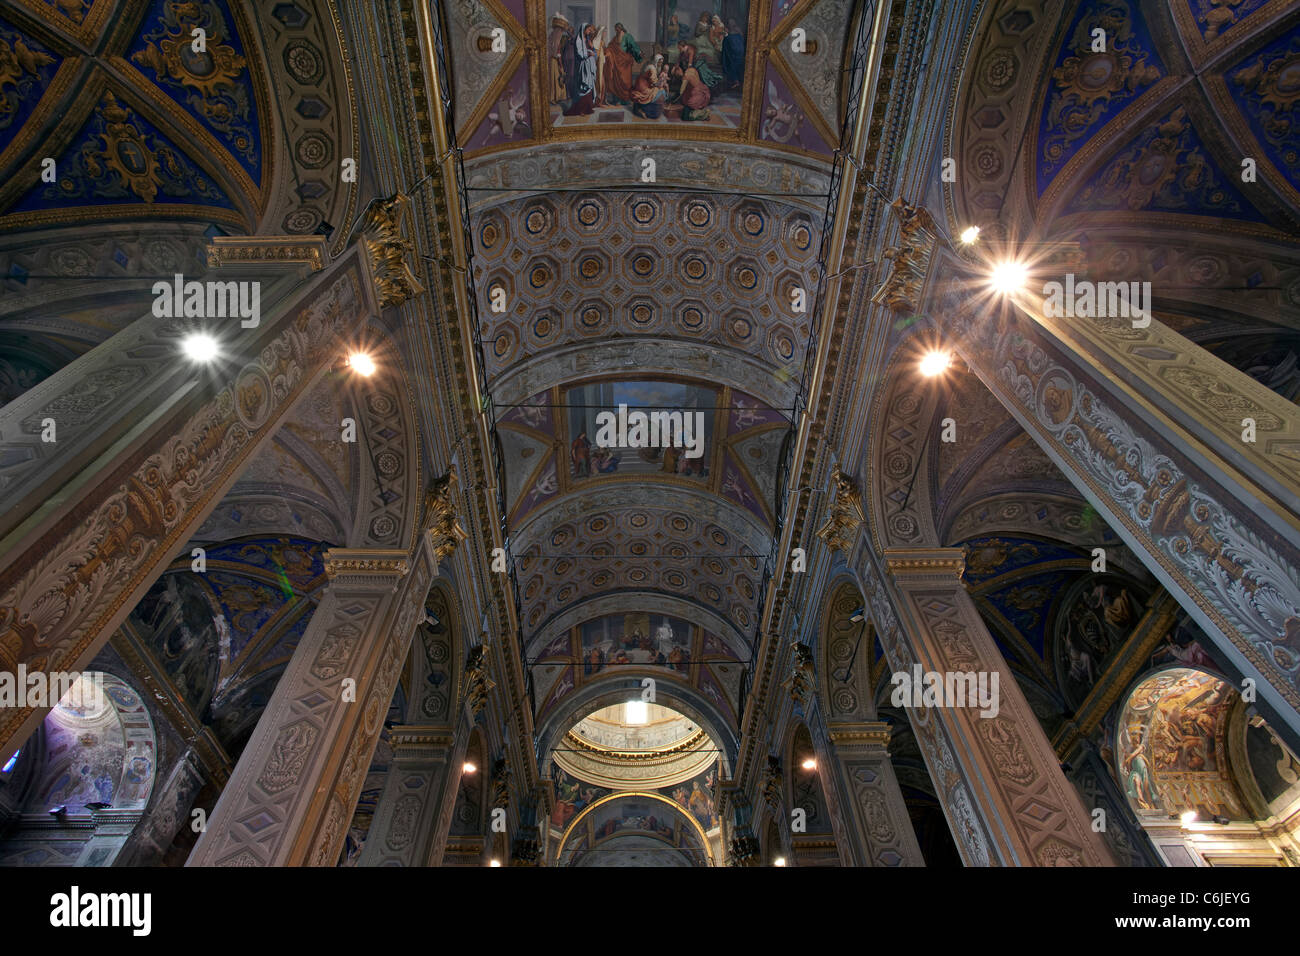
[602,22,643,107]
[549,14,574,105]
[563,23,598,115]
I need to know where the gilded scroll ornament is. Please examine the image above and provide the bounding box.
[873,197,937,313]
[816,469,864,556]
[360,193,425,307]
[424,465,468,564]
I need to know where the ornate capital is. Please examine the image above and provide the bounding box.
[828,720,892,751]
[761,755,784,813]
[785,642,814,709]
[463,643,495,719]
[388,726,455,760]
[323,549,411,586]
[816,470,864,556]
[423,466,469,565]
[360,192,424,308]
[490,757,512,810]
[883,547,965,581]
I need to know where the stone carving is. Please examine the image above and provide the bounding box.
[988,325,1300,707]
[816,470,864,555]
[258,722,320,795]
[490,757,511,811]
[424,466,468,564]
[386,794,421,850]
[727,833,760,866]
[0,264,364,747]
[785,642,814,709]
[761,755,783,812]
[463,643,495,718]
[360,193,424,307]
[873,198,936,313]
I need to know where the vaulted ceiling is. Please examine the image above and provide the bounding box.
[948,0,1300,388]
[443,0,863,739]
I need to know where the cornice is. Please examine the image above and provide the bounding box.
[882,547,966,580]
[323,548,411,586]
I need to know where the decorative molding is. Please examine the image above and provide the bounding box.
[323,549,411,584]
[883,547,966,579]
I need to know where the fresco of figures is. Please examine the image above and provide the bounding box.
[1053,574,1149,710]
[548,1,748,127]
[566,380,714,482]
[668,763,720,830]
[1116,667,1247,821]
[580,612,693,675]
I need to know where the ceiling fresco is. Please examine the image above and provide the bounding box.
[531,611,746,728]
[445,0,855,159]
[551,757,720,833]
[129,536,330,756]
[951,0,1300,247]
[0,0,266,230]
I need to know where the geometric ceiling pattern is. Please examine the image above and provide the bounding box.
[474,190,819,401]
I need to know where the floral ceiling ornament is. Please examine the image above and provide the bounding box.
[816,469,864,556]
[361,192,425,308]
[423,465,468,564]
[131,0,257,165]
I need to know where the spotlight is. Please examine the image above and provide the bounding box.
[801,758,816,771]
[849,607,865,623]
[348,352,376,376]
[48,805,67,818]
[1180,810,1198,826]
[959,225,980,245]
[463,762,477,774]
[773,856,787,867]
[183,333,219,362]
[919,350,951,377]
[625,700,648,724]
[1213,815,1230,826]
[489,859,502,867]
[84,801,111,811]
[989,260,1028,294]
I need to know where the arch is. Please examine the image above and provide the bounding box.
[554,791,712,867]
[402,579,464,727]
[444,727,490,865]
[534,676,738,782]
[818,577,878,722]
[0,671,157,866]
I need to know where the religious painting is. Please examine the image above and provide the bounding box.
[566,380,714,482]
[547,1,749,129]
[1116,667,1247,821]
[1148,614,1219,672]
[552,766,606,827]
[667,761,719,830]
[1052,574,1148,711]
[579,612,693,675]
